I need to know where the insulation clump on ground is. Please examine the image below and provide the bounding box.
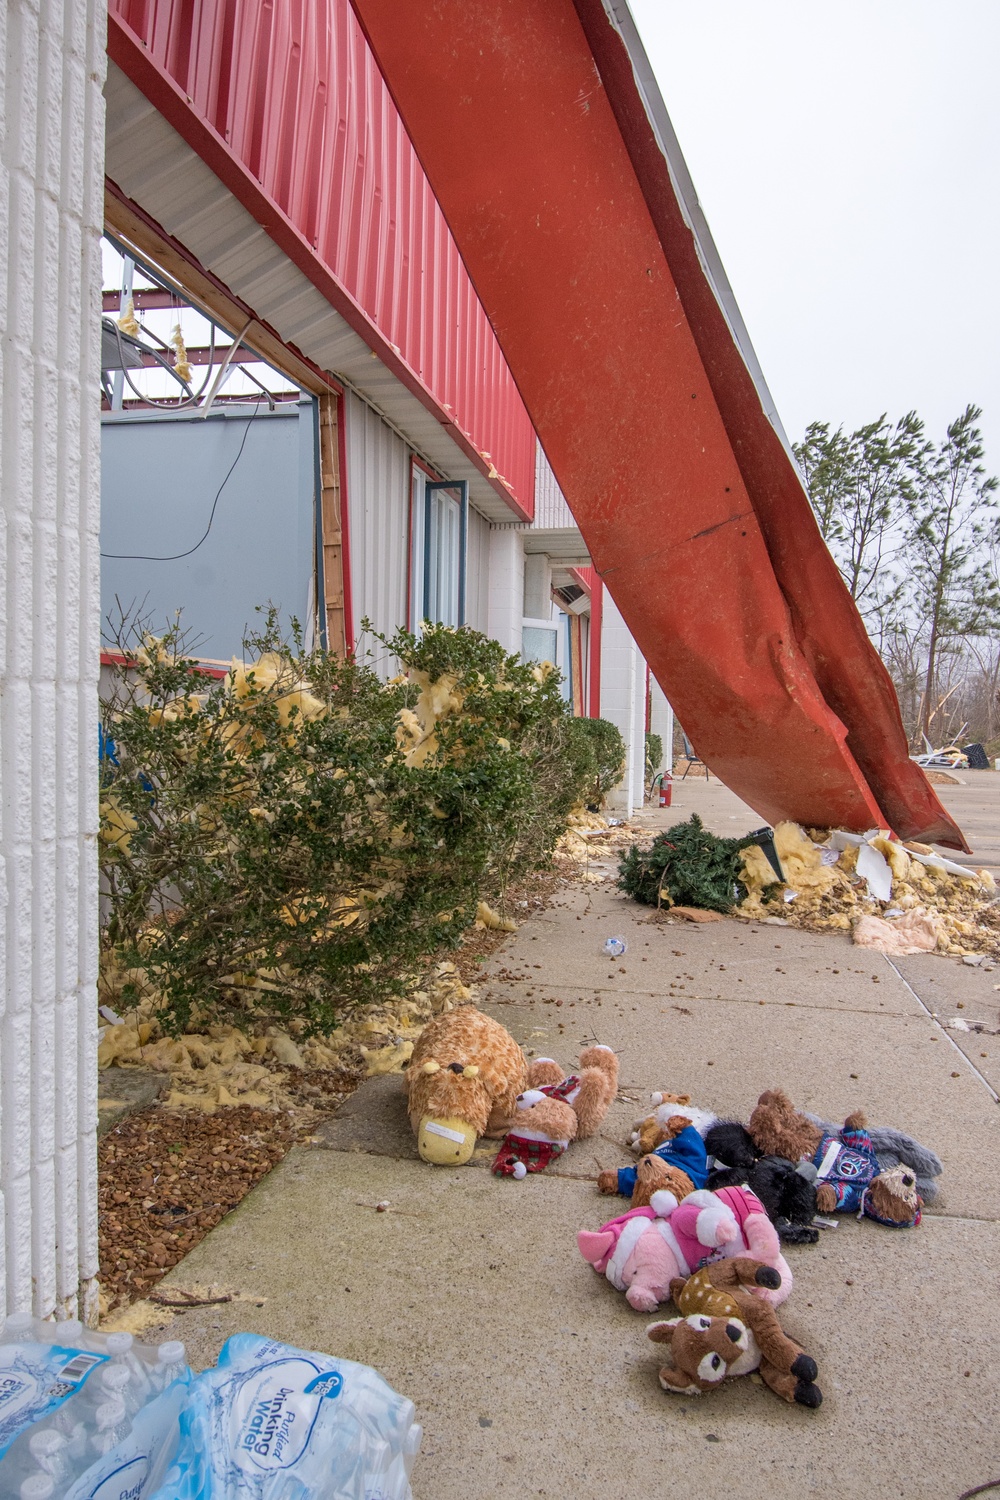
[736,820,998,956]
[97,956,481,1111]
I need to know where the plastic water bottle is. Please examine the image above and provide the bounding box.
[90,1398,130,1458]
[602,935,627,958]
[25,1431,72,1485]
[104,1332,153,1413]
[18,1476,54,1500]
[151,1342,186,1394]
[0,1314,34,1344]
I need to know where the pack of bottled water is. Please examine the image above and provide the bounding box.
[149,1335,421,1500]
[0,1314,190,1500]
[0,1318,420,1500]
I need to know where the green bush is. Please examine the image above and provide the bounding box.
[617,814,757,912]
[99,617,584,1035]
[563,716,626,808]
[644,732,663,798]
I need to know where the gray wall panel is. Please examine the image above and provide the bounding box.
[101,401,315,661]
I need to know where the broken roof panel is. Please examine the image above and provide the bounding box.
[347,0,965,848]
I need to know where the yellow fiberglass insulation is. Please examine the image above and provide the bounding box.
[736,821,997,955]
[96,954,479,1110]
[393,668,465,767]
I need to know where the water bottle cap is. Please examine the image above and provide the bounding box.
[4,1311,34,1336]
[101,1363,131,1392]
[105,1332,134,1356]
[95,1397,126,1428]
[56,1318,83,1340]
[157,1340,185,1364]
[29,1429,66,1458]
[20,1479,55,1500]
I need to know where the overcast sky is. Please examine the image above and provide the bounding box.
[629,0,1000,472]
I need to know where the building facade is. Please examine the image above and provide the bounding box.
[1,0,656,1318]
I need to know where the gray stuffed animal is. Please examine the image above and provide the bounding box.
[806,1115,942,1203]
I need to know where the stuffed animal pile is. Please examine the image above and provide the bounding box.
[577,1082,942,1409]
[404,1007,942,1411]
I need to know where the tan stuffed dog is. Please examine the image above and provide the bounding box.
[407,1006,527,1165]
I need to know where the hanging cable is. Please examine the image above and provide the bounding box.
[101,400,263,562]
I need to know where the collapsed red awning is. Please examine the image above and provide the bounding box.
[348,0,966,849]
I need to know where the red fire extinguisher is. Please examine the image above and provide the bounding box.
[658,772,673,808]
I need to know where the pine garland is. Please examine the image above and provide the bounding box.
[617,814,758,913]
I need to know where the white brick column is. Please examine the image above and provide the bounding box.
[630,650,646,810]
[600,592,642,815]
[487,526,524,655]
[1,0,106,1320]
[648,676,674,774]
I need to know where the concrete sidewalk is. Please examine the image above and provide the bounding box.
[152,778,1000,1499]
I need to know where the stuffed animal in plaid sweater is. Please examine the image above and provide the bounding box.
[492,1047,618,1178]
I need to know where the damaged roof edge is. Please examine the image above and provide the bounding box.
[586,0,798,466]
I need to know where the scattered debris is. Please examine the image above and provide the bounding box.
[475,901,518,933]
[148,1288,234,1308]
[737,820,997,956]
[852,912,938,956]
[670,906,725,925]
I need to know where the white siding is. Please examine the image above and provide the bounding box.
[465,505,491,634]
[600,593,646,817]
[343,390,410,674]
[534,442,576,529]
[1,0,106,1320]
[648,678,674,773]
[486,528,524,656]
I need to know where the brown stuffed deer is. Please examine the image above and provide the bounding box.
[647,1258,822,1408]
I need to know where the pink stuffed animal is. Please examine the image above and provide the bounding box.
[577,1185,792,1314]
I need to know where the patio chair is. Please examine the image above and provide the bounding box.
[680,730,710,780]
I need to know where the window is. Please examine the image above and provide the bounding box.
[410,471,468,628]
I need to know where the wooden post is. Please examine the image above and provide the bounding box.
[318,392,347,657]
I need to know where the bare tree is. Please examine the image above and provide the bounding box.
[906,406,1000,741]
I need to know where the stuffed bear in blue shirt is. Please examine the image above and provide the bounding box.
[608,1122,709,1199]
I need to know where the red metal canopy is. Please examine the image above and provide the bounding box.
[347,0,965,848]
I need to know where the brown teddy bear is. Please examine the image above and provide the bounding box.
[491,1047,619,1178]
[647,1258,822,1408]
[597,1116,700,1202]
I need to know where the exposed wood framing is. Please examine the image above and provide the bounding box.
[104,186,343,397]
[104,184,351,658]
[318,392,347,657]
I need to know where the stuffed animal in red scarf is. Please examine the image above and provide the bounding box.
[492,1047,618,1178]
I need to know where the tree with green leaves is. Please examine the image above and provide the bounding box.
[797,406,1000,747]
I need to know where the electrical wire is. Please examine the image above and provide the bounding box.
[101,400,262,562]
[108,315,215,409]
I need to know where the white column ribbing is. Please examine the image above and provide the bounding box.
[0,0,106,1321]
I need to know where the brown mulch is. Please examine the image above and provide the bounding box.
[97,1070,360,1314]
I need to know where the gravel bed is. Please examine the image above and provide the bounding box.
[97,1064,363,1313]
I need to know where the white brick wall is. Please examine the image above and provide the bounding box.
[487,526,524,655]
[0,0,106,1320]
[648,677,674,775]
[600,592,646,816]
